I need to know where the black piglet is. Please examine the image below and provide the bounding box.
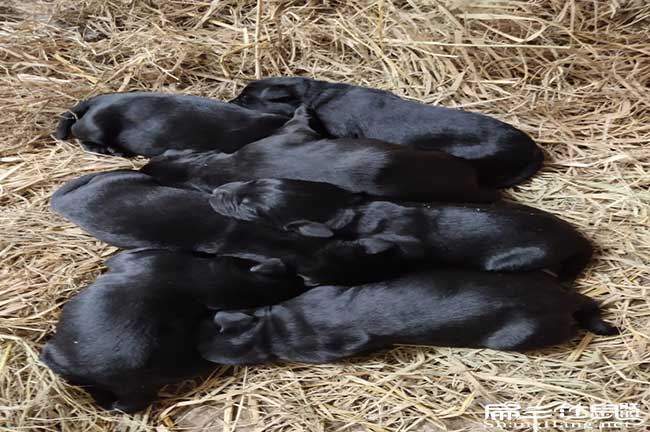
[199,269,617,365]
[231,77,543,187]
[55,92,288,156]
[210,178,593,282]
[41,249,305,413]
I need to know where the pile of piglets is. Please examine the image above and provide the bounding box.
[42,77,616,412]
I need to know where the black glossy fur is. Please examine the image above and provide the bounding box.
[199,269,617,365]
[41,249,305,413]
[55,92,288,157]
[141,106,499,203]
[210,178,594,282]
[49,170,404,285]
[231,77,544,188]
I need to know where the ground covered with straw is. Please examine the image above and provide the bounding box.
[1,1,649,431]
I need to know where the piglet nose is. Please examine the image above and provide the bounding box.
[40,343,68,376]
[40,344,53,364]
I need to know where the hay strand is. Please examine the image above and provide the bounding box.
[1,0,649,430]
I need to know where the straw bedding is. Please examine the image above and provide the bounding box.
[1,0,648,430]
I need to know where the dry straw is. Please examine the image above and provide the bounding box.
[1,0,649,431]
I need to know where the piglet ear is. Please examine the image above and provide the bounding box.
[196,318,256,365]
[284,220,334,238]
[290,104,315,122]
[208,196,227,215]
[213,311,256,333]
[359,238,394,255]
[250,258,287,275]
[261,85,296,102]
[160,149,196,157]
[284,105,327,136]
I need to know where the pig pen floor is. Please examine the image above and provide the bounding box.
[1,1,648,431]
